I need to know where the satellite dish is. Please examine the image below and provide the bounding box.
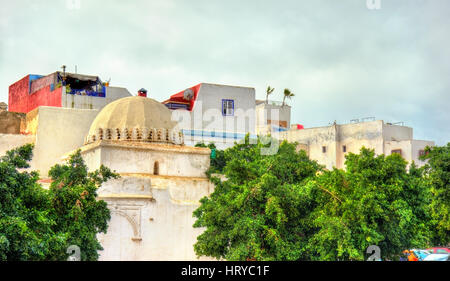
[183,89,194,101]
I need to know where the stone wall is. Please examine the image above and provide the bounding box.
[0,110,26,134]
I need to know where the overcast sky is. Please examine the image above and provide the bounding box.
[0,0,448,145]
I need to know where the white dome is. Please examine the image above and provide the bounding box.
[86,96,183,145]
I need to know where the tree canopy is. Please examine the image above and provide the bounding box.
[193,137,448,261]
[193,136,321,260]
[307,149,432,260]
[0,144,118,261]
[420,143,450,246]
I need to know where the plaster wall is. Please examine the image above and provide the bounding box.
[61,86,131,110]
[8,75,31,113]
[30,106,99,176]
[0,134,35,157]
[385,139,434,167]
[96,176,212,260]
[170,84,256,147]
[8,74,62,113]
[385,140,413,163]
[255,103,291,130]
[193,84,256,134]
[382,123,413,141]
[411,140,435,166]
[335,121,384,169]
[278,120,432,170]
[79,143,214,260]
[278,125,338,169]
[98,144,210,178]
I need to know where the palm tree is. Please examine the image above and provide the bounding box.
[282,88,295,106]
[265,86,274,104]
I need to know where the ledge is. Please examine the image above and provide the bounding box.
[63,139,211,160]
[119,173,209,181]
[98,194,155,200]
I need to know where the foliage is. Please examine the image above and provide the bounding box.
[193,136,322,260]
[195,142,226,176]
[0,145,118,261]
[47,150,119,261]
[265,86,274,104]
[0,144,65,260]
[282,88,294,106]
[308,149,432,260]
[193,139,441,261]
[420,143,450,246]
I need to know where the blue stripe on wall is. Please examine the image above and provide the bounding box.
[181,129,257,139]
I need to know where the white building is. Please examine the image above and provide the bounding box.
[0,95,214,261]
[77,96,213,260]
[275,120,435,170]
[163,83,292,149]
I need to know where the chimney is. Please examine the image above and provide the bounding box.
[138,88,147,97]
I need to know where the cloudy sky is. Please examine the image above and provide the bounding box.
[0,0,448,144]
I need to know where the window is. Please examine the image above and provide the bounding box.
[153,161,159,175]
[391,149,402,156]
[342,145,347,153]
[418,150,427,158]
[222,99,234,116]
[322,146,327,153]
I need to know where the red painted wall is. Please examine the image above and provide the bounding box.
[28,86,62,113]
[168,83,202,111]
[8,75,62,113]
[8,75,30,113]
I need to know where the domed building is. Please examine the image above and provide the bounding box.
[85,96,183,145]
[75,96,213,261]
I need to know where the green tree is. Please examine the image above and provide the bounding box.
[0,144,66,260]
[282,88,294,106]
[265,86,274,105]
[307,148,432,260]
[193,136,321,260]
[0,145,118,260]
[193,140,437,261]
[195,142,226,175]
[420,143,450,246]
[47,150,119,261]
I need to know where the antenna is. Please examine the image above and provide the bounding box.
[75,65,77,74]
[61,65,67,82]
[183,88,194,101]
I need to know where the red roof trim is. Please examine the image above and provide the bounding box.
[166,83,201,112]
